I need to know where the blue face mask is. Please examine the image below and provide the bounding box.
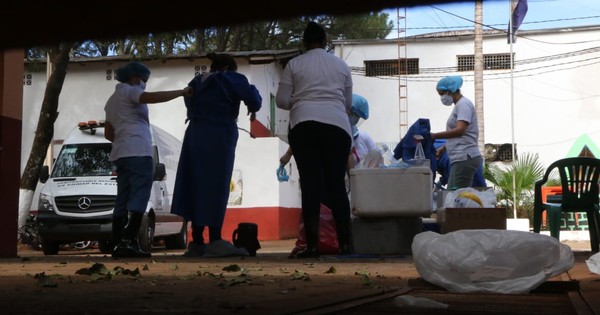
[440,94,453,106]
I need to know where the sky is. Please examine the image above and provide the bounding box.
[385,0,600,38]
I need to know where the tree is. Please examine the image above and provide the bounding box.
[19,42,75,228]
[483,152,546,221]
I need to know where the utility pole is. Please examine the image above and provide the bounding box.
[474,0,484,155]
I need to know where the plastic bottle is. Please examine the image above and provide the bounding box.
[413,135,428,167]
[381,144,395,167]
[414,142,425,160]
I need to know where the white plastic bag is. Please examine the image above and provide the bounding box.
[357,149,383,168]
[586,252,600,275]
[412,230,574,294]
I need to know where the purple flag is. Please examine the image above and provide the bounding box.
[508,0,528,43]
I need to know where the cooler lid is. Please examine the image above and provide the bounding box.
[350,167,432,176]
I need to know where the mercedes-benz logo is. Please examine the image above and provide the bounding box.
[77,197,92,210]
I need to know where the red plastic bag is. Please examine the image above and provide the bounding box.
[289,203,339,257]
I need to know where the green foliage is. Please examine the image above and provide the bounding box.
[27,13,393,58]
[483,152,546,219]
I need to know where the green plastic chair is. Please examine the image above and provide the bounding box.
[533,157,600,252]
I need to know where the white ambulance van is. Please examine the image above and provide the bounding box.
[36,121,187,255]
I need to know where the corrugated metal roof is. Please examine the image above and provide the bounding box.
[26,49,302,65]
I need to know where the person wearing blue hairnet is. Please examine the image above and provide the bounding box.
[430,76,483,189]
[105,61,192,258]
[348,94,377,166]
[279,93,374,177]
[434,139,486,190]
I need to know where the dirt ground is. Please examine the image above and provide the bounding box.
[0,239,593,315]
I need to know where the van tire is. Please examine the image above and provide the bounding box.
[42,240,60,255]
[165,221,188,250]
[137,215,155,253]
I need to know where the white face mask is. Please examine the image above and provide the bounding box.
[349,113,360,126]
[440,94,453,106]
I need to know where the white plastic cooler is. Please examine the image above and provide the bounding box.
[349,166,433,217]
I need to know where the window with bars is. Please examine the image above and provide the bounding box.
[365,58,419,76]
[457,53,514,72]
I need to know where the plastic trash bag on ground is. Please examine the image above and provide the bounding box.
[289,203,339,257]
[412,230,574,294]
[586,252,600,275]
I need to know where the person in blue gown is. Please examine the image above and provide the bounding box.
[171,53,262,257]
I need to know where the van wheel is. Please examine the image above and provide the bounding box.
[98,240,114,254]
[165,221,188,250]
[137,215,155,253]
[42,240,60,255]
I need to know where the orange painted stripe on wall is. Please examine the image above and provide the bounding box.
[188,206,301,243]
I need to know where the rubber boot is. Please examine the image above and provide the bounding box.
[110,216,127,253]
[335,216,352,255]
[112,212,151,258]
[295,214,320,258]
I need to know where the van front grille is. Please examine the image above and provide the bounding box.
[55,195,115,214]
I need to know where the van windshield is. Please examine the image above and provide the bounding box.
[51,143,115,177]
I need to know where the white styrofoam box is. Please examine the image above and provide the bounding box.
[350,167,433,217]
[351,216,422,255]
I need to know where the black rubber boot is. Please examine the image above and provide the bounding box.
[112,212,151,258]
[335,216,352,255]
[109,216,127,253]
[295,214,320,258]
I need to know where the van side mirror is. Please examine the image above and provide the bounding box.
[39,165,50,183]
[154,163,166,181]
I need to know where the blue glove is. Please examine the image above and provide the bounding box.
[277,165,289,182]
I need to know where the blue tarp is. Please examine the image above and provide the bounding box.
[393,118,437,174]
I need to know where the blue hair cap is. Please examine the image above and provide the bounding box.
[116,62,151,83]
[436,76,463,93]
[351,94,369,119]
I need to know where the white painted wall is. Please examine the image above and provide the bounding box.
[22,57,301,210]
[334,25,600,170]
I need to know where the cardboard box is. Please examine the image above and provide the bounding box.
[350,167,433,217]
[438,207,507,234]
[351,216,422,255]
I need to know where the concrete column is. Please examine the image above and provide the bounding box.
[0,49,24,257]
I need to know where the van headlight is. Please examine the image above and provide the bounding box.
[38,193,55,212]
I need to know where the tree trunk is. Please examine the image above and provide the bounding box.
[18,42,73,228]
